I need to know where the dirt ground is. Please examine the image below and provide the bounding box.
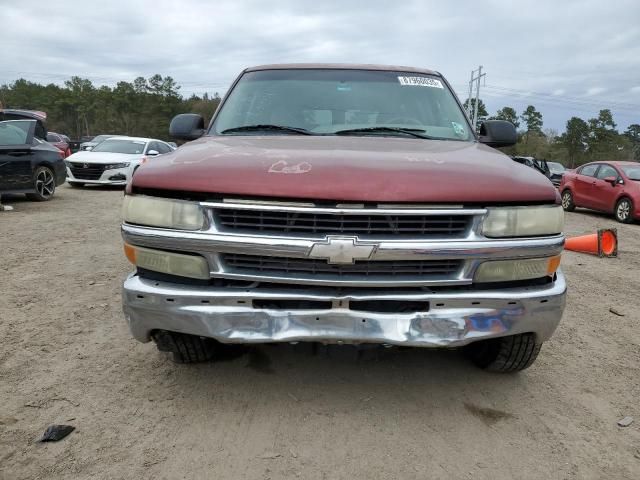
[1,184,639,480]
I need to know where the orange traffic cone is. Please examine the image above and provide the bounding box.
[564,228,617,257]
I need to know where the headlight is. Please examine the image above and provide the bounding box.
[105,162,130,169]
[124,243,209,279]
[474,256,561,283]
[122,195,204,230]
[482,206,563,237]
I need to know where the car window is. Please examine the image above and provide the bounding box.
[548,162,565,173]
[213,69,474,141]
[621,166,640,181]
[596,165,618,180]
[0,120,32,146]
[579,164,599,177]
[92,139,146,154]
[146,141,159,153]
[155,142,172,154]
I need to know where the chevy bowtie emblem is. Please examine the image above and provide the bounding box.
[83,163,89,168]
[308,236,376,264]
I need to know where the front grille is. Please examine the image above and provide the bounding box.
[69,163,106,180]
[222,254,461,278]
[214,209,471,237]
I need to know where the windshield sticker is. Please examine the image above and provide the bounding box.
[451,121,466,138]
[397,76,443,88]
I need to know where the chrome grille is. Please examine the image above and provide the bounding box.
[222,254,462,278]
[214,209,471,237]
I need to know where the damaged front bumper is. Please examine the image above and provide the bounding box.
[122,270,566,348]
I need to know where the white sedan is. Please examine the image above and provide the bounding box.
[65,136,176,187]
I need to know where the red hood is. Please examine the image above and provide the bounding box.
[132,136,557,204]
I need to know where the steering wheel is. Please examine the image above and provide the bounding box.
[386,117,422,126]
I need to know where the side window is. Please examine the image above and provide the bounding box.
[596,165,618,180]
[0,120,31,146]
[156,142,171,154]
[146,142,159,153]
[579,164,599,177]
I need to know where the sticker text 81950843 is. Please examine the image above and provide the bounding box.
[397,76,444,88]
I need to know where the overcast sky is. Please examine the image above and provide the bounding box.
[3,0,639,132]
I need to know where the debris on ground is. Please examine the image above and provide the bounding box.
[617,416,633,427]
[38,425,75,442]
[609,307,625,317]
[258,451,282,459]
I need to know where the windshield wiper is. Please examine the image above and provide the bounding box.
[221,124,314,135]
[334,127,435,139]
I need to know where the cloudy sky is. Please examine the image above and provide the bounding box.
[3,0,639,132]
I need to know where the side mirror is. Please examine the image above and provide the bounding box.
[147,150,160,156]
[602,176,618,186]
[170,114,205,140]
[478,120,518,147]
[85,146,93,151]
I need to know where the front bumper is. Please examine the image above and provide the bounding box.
[122,270,566,348]
[66,166,130,185]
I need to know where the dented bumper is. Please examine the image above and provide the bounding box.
[122,270,566,348]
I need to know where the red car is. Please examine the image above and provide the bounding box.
[46,132,71,158]
[560,161,640,223]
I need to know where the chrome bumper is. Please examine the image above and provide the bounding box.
[122,270,566,348]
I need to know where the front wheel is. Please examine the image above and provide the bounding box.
[152,331,219,363]
[464,333,542,373]
[561,190,575,211]
[26,166,56,201]
[615,198,633,223]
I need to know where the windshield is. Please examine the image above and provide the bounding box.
[212,69,473,141]
[621,165,640,180]
[92,139,146,154]
[547,162,565,173]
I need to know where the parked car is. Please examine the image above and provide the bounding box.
[65,136,175,187]
[560,161,640,223]
[120,64,566,373]
[80,134,118,151]
[0,109,66,201]
[547,161,566,187]
[46,132,71,158]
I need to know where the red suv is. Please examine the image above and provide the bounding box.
[560,161,640,223]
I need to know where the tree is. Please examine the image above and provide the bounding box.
[521,105,543,143]
[587,109,619,161]
[560,117,589,168]
[462,98,488,130]
[491,106,520,129]
[624,124,640,160]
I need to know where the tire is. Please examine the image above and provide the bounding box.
[151,330,218,363]
[561,190,575,212]
[68,182,85,188]
[614,197,633,224]
[26,166,56,201]
[464,333,542,373]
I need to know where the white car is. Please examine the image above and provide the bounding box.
[65,136,175,187]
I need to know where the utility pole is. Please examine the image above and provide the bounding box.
[467,65,486,131]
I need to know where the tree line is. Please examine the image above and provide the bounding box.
[1,75,638,167]
[464,98,639,167]
[0,75,221,141]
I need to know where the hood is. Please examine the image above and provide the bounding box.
[67,151,138,164]
[132,136,558,204]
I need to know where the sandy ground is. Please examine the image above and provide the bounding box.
[1,184,639,480]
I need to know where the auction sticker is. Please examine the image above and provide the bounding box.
[398,76,443,88]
